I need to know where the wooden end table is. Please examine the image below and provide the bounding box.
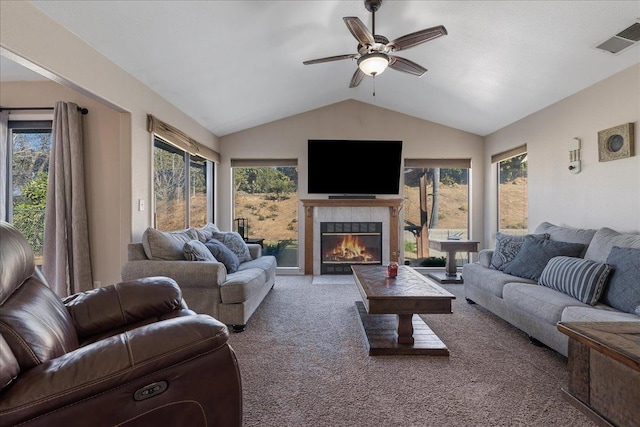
[351,265,455,356]
[557,321,640,427]
[427,238,479,284]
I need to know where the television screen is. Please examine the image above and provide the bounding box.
[307,140,403,195]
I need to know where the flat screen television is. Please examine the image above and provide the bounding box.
[307,139,403,195]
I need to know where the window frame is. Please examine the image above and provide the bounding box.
[494,145,528,235]
[152,135,215,230]
[3,119,53,265]
[403,159,472,268]
[230,159,299,269]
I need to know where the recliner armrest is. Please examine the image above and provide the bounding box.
[0,315,230,425]
[63,277,185,339]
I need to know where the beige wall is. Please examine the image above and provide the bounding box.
[484,63,640,244]
[1,1,219,286]
[220,99,485,270]
[1,81,127,286]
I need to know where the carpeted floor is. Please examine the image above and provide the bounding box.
[227,275,595,427]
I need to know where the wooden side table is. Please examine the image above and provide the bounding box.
[427,238,479,284]
[557,321,640,427]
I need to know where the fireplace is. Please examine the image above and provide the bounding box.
[320,222,382,274]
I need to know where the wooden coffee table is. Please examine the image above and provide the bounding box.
[351,264,455,356]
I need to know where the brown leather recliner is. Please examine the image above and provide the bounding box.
[0,221,242,426]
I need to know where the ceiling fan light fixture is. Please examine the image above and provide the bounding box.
[357,52,389,76]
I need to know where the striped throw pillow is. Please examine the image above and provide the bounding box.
[538,256,613,305]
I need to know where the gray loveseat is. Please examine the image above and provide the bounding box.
[122,223,276,331]
[462,222,640,356]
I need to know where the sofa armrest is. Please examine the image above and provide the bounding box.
[127,242,148,261]
[0,315,229,424]
[63,277,185,339]
[478,249,494,268]
[247,243,262,259]
[121,259,227,289]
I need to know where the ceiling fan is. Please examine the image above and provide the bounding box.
[303,0,447,88]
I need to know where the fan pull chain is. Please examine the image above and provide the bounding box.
[373,74,376,99]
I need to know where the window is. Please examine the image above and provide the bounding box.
[403,159,470,268]
[231,160,298,268]
[148,114,219,231]
[494,146,528,235]
[4,120,52,265]
[153,137,213,230]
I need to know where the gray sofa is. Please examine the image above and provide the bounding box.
[463,222,640,356]
[121,224,276,331]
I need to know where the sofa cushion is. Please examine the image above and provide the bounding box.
[583,227,640,263]
[562,305,640,323]
[463,262,536,298]
[503,236,585,281]
[538,256,612,305]
[212,231,252,262]
[184,240,217,262]
[220,268,267,304]
[534,222,596,257]
[195,222,220,243]
[205,239,240,273]
[142,227,198,260]
[490,233,548,271]
[600,246,640,315]
[503,283,589,325]
[239,255,277,284]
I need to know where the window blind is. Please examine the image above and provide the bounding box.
[491,144,527,164]
[404,158,471,169]
[230,158,298,167]
[147,114,220,163]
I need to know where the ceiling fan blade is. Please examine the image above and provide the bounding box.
[302,53,360,65]
[388,25,447,52]
[303,54,358,65]
[343,17,375,46]
[388,56,428,76]
[349,68,365,88]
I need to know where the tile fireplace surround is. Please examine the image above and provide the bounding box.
[301,199,403,275]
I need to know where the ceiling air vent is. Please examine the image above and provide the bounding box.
[595,21,640,55]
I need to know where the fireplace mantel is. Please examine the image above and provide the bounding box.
[301,198,403,275]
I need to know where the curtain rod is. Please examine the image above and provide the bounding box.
[0,106,89,115]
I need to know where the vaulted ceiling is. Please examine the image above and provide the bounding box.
[3,1,640,137]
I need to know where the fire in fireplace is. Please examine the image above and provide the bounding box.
[320,222,382,274]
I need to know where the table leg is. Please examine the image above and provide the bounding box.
[397,314,414,345]
[445,249,457,277]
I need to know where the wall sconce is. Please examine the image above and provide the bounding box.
[569,137,581,174]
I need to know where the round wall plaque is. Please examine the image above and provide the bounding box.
[598,123,634,162]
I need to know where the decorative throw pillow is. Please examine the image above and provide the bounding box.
[183,240,217,262]
[538,256,613,305]
[583,227,640,263]
[142,227,198,260]
[212,231,252,262]
[533,222,597,257]
[489,233,548,270]
[195,222,220,243]
[600,246,640,315]
[205,239,240,273]
[503,235,585,281]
